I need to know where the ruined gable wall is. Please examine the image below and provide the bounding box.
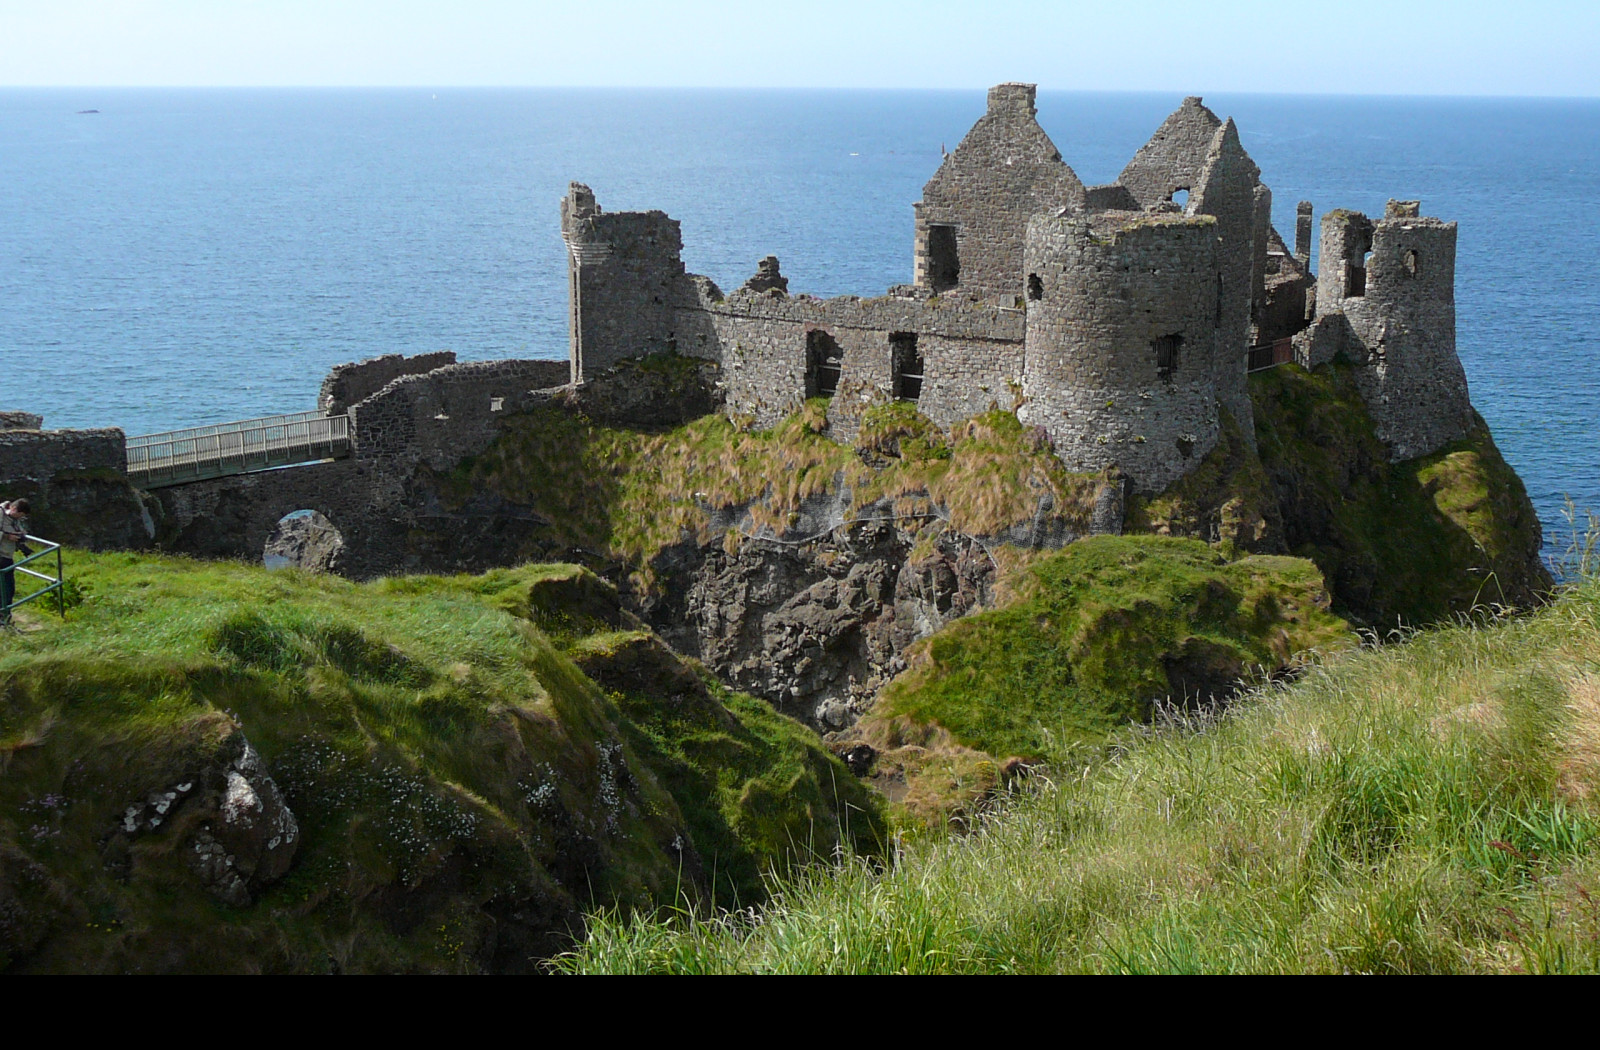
[318,352,458,415]
[1117,97,1224,208]
[1189,120,1261,446]
[915,84,1085,303]
[1020,212,1222,494]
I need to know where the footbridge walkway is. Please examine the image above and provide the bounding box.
[126,411,351,488]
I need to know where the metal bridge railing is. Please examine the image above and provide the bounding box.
[6,535,65,621]
[126,411,351,488]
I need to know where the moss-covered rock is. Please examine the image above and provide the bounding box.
[1251,364,1549,624]
[1128,362,1549,625]
[856,536,1351,788]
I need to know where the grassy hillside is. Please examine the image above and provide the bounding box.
[839,535,1351,828]
[562,573,1600,974]
[0,554,880,973]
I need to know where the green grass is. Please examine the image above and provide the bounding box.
[1129,364,1548,626]
[0,552,879,973]
[558,574,1600,974]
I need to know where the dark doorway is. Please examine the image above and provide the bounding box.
[806,330,842,399]
[891,333,923,401]
[927,225,959,291]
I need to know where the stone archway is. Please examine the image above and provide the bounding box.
[263,510,344,573]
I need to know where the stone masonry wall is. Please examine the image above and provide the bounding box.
[1019,212,1222,493]
[0,428,127,483]
[349,358,570,469]
[319,352,458,414]
[562,182,695,380]
[1189,119,1261,443]
[1297,204,1471,461]
[679,284,1025,434]
[1345,211,1472,460]
[0,412,44,431]
[914,84,1085,304]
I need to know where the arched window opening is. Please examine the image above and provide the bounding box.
[264,510,344,573]
[1027,273,1044,301]
[1403,249,1419,276]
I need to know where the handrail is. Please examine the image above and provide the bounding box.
[127,412,351,487]
[125,409,330,450]
[7,534,65,620]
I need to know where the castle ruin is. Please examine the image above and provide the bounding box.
[562,84,1474,492]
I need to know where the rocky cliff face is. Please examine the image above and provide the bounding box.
[647,518,997,729]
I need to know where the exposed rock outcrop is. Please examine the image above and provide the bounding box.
[105,731,299,907]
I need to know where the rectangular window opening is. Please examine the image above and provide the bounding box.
[891,332,924,401]
[926,225,959,292]
[806,330,842,399]
[1153,334,1183,380]
[1345,262,1366,297]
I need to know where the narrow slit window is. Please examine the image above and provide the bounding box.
[891,332,923,401]
[805,330,842,399]
[1153,334,1183,380]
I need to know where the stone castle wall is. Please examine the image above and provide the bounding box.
[348,358,570,469]
[1298,201,1471,461]
[0,412,44,431]
[562,182,694,380]
[0,427,127,483]
[683,285,1026,432]
[319,351,458,414]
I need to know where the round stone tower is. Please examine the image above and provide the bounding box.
[1019,210,1223,493]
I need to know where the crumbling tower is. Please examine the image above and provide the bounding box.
[1019,210,1223,493]
[561,182,690,382]
[1303,200,1473,460]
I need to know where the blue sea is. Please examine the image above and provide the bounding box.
[2,89,1597,553]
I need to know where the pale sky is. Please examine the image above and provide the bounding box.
[2,0,1596,96]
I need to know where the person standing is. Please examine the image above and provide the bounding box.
[0,498,33,627]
